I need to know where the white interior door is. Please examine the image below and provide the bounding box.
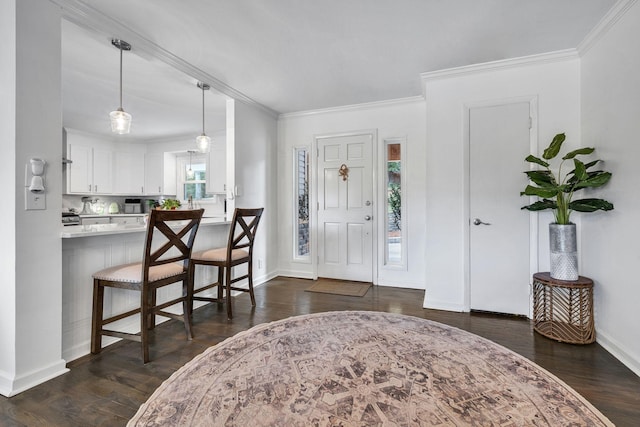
[469,102,532,316]
[317,133,374,282]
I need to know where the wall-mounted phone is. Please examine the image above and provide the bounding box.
[25,158,46,210]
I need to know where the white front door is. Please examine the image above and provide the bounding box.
[469,101,532,316]
[317,133,374,282]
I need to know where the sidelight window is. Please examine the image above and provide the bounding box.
[384,139,405,267]
[294,147,310,261]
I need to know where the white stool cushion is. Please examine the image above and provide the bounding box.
[93,262,185,284]
[191,247,249,263]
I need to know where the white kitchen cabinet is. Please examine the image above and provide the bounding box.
[80,216,110,225]
[206,142,226,193]
[66,138,113,195]
[110,215,144,225]
[113,150,145,195]
[144,152,177,196]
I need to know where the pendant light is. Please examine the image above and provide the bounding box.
[196,82,211,153]
[186,150,196,179]
[109,39,132,134]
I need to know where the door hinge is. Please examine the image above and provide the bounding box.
[317,201,319,211]
[529,117,533,129]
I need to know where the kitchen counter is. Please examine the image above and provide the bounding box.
[61,217,228,238]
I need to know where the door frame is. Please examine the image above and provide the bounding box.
[463,96,539,315]
[311,129,378,283]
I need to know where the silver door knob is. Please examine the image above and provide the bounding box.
[364,215,372,221]
[473,218,491,226]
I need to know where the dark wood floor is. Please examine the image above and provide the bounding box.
[1,277,639,426]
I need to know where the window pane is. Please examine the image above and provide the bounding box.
[184,183,207,199]
[386,143,402,264]
[295,148,310,258]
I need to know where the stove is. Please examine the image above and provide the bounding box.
[62,212,80,226]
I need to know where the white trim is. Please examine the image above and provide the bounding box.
[597,330,640,378]
[52,0,277,118]
[420,49,579,85]
[423,298,466,313]
[280,96,425,120]
[278,270,315,280]
[0,360,69,397]
[463,96,539,316]
[578,0,639,56]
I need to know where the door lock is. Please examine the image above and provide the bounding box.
[364,215,372,221]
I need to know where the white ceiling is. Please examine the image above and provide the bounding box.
[61,0,616,140]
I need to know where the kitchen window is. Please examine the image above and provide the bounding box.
[177,153,208,200]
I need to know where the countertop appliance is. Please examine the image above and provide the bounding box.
[124,198,142,214]
[62,212,80,226]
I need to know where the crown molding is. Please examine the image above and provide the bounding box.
[51,0,279,118]
[279,96,425,120]
[577,0,638,55]
[420,49,579,84]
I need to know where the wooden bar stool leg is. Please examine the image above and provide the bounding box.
[187,262,196,319]
[141,289,150,364]
[91,280,104,354]
[148,290,156,330]
[225,266,233,319]
[217,266,224,301]
[248,260,256,306]
[181,278,193,339]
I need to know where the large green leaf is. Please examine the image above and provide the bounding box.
[562,147,594,160]
[524,170,556,187]
[569,198,614,212]
[573,159,588,181]
[573,171,612,189]
[521,199,557,211]
[582,159,601,170]
[520,185,558,198]
[524,155,549,168]
[542,133,566,160]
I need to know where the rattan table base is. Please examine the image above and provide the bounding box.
[532,272,595,344]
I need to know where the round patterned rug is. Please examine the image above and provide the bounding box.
[128,311,613,426]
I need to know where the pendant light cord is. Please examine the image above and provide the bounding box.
[201,84,206,135]
[119,45,123,109]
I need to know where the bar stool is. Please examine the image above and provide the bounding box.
[189,208,263,319]
[91,208,204,363]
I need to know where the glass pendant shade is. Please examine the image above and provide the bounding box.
[109,108,132,134]
[196,134,211,153]
[186,167,195,179]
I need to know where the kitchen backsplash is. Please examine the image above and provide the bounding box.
[62,194,226,217]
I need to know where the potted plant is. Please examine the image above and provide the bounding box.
[521,133,613,280]
[160,198,181,210]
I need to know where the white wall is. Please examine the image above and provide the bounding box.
[0,0,68,397]
[277,98,427,288]
[580,0,640,376]
[230,100,279,282]
[422,54,581,311]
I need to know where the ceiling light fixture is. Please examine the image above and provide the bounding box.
[196,82,211,153]
[187,150,196,180]
[109,39,132,134]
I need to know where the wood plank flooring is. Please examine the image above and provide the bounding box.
[1,277,639,426]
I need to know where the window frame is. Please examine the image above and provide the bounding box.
[292,146,311,263]
[382,137,407,269]
[176,152,210,201]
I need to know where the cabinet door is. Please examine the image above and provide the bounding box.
[207,146,226,193]
[144,153,163,195]
[114,151,145,195]
[92,148,113,194]
[67,143,92,194]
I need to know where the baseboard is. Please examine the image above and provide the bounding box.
[0,359,69,397]
[376,278,426,290]
[596,330,640,378]
[422,298,467,312]
[277,270,315,280]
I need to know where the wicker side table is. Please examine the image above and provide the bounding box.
[532,272,595,344]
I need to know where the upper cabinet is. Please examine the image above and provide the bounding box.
[64,129,113,194]
[113,148,146,195]
[144,152,177,196]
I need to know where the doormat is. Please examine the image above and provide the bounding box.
[305,281,371,297]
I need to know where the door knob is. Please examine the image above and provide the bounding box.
[473,218,491,226]
[365,200,372,206]
[364,215,372,221]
